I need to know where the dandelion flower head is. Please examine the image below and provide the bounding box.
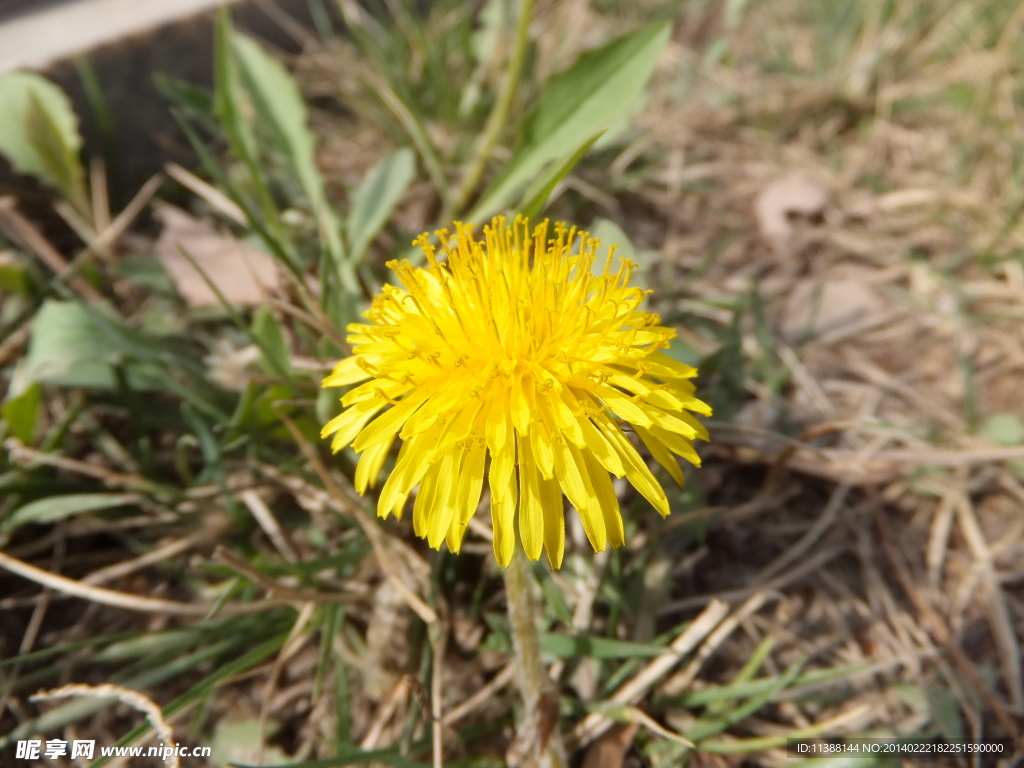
[321,216,710,568]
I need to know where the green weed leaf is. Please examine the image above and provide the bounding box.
[540,633,668,659]
[15,301,169,392]
[347,148,416,263]
[231,33,346,272]
[518,130,605,220]
[251,305,290,377]
[1,493,137,535]
[0,73,86,207]
[470,22,670,220]
[981,413,1024,446]
[2,381,41,444]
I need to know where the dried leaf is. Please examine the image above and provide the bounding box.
[781,278,884,343]
[581,723,639,768]
[754,173,829,249]
[155,205,280,308]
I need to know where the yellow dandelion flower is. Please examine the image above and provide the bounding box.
[321,216,711,568]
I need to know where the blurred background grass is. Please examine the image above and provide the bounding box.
[1,0,1023,765]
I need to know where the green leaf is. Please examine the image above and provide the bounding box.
[981,413,1024,446]
[214,15,259,170]
[0,72,86,206]
[231,33,348,279]
[250,305,290,377]
[540,633,668,659]
[0,254,30,295]
[14,301,169,392]
[667,662,874,709]
[685,658,806,743]
[538,571,575,629]
[590,218,662,294]
[1,493,136,535]
[518,130,605,220]
[589,218,637,267]
[469,22,670,221]
[346,148,416,263]
[2,382,41,444]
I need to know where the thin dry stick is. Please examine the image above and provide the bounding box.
[872,506,1023,745]
[954,490,1024,712]
[0,549,324,616]
[443,663,516,726]
[240,489,300,563]
[925,488,958,589]
[661,592,772,696]
[5,437,163,493]
[258,602,317,762]
[0,197,105,301]
[165,163,247,225]
[31,684,178,768]
[276,410,437,623]
[566,598,730,752]
[0,531,63,717]
[660,544,844,615]
[360,677,410,750]
[756,482,852,582]
[90,156,111,233]
[82,526,226,586]
[92,172,165,253]
[212,546,361,604]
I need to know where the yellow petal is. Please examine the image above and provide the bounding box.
[517,436,544,561]
[553,440,605,552]
[593,385,652,427]
[595,414,669,517]
[529,425,555,480]
[583,449,624,548]
[413,465,438,538]
[378,432,434,516]
[435,401,483,454]
[427,450,459,549]
[490,452,517,568]
[637,404,698,440]
[355,432,396,494]
[634,424,684,486]
[322,355,372,387]
[510,370,532,435]
[540,473,565,569]
[485,385,510,456]
[576,409,624,477]
[446,438,487,554]
[322,399,386,453]
[352,389,432,452]
[642,352,699,380]
[341,378,407,407]
[650,424,702,465]
[553,392,586,447]
[400,384,468,438]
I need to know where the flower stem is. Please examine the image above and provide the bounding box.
[448,0,534,218]
[505,545,568,768]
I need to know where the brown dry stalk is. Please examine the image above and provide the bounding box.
[566,599,730,752]
[872,505,1023,746]
[0,197,105,302]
